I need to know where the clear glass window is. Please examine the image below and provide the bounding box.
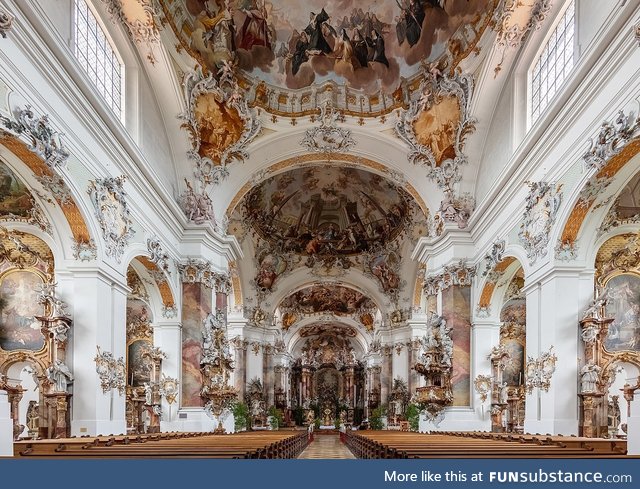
[73,0,123,118]
[530,1,575,124]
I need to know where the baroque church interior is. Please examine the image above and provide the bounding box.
[0,0,640,459]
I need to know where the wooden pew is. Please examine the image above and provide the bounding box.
[14,430,309,459]
[344,430,629,459]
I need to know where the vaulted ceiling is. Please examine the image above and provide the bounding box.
[101,0,556,328]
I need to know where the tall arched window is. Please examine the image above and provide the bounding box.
[529,0,575,125]
[73,0,123,119]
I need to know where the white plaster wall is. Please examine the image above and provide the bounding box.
[245,347,264,384]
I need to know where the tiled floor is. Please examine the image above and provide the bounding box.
[298,434,356,459]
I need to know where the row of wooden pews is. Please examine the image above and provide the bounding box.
[345,431,629,458]
[13,430,309,459]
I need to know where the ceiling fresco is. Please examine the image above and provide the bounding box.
[280,284,376,315]
[163,0,494,94]
[228,165,429,309]
[239,165,418,255]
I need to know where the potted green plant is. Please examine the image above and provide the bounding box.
[369,406,386,430]
[232,401,250,432]
[267,406,283,430]
[405,403,420,432]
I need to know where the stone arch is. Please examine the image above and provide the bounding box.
[0,127,97,259]
[555,131,640,263]
[477,253,526,320]
[120,247,177,317]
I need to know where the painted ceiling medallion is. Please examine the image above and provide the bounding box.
[280,284,375,316]
[180,66,261,185]
[241,166,419,256]
[518,182,562,265]
[395,65,476,190]
[88,176,135,262]
[160,0,496,101]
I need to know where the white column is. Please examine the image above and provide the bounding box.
[472,320,501,430]
[0,391,13,456]
[69,269,128,436]
[524,269,593,435]
[628,391,640,455]
[155,322,181,431]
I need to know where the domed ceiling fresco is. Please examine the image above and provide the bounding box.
[280,284,376,316]
[160,0,495,94]
[241,166,415,255]
[228,165,430,309]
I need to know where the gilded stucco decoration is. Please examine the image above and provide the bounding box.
[179,65,262,186]
[71,238,98,262]
[0,121,92,246]
[584,110,640,171]
[177,257,229,292]
[88,176,135,262]
[94,346,126,395]
[0,5,13,38]
[423,259,477,296]
[524,346,556,394]
[395,65,476,192]
[146,235,171,273]
[518,181,562,265]
[474,374,492,403]
[99,0,161,64]
[300,102,355,154]
[0,105,69,171]
[490,0,552,76]
[177,258,212,284]
[560,110,640,248]
[482,239,506,278]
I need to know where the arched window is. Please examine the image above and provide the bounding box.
[529,0,575,125]
[73,0,123,119]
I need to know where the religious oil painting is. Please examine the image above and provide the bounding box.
[0,162,35,220]
[193,92,244,163]
[499,299,526,386]
[181,282,212,406]
[165,0,491,94]
[241,166,417,258]
[280,284,375,315]
[604,273,640,352]
[255,250,288,291]
[0,270,46,351]
[441,285,470,406]
[127,339,153,387]
[413,94,460,165]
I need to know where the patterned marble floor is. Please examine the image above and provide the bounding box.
[298,434,356,459]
